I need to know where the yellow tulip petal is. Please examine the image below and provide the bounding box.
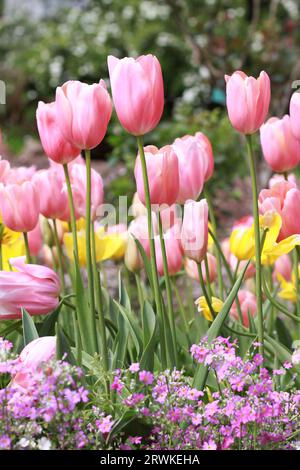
[2,238,26,270]
[229,226,255,261]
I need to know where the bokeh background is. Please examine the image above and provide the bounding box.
[0,0,300,227]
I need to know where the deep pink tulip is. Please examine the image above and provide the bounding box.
[259,180,300,240]
[36,101,80,164]
[134,145,179,206]
[0,157,10,183]
[69,163,104,221]
[107,54,164,136]
[13,337,56,389]
[273,254,292,283]
[28,221,43,257]
[33,167,72,221]
[154,225,183,276]
[0,181,40,232]
[0,257,60,319]
[225,70,270,134]
[181,199,208,263]
[172,134,211,203]
[55,80,112,150]
[289,91,300,140]
[184,253,217,283]
[260,115,300,173]
[230,290,257,327]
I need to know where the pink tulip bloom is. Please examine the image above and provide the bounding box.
[0,257,60,319]
[259,180,300,240]
[36,101,80,164]
[134,145,179,207]
[230,290,257,327]
[159,204,181,231]
[33,167,72,221]
[69,163,104,221]
[55,80,112,150]
[154,225,183,276]
[184,253,217,283]
[181,199,208,263]
[172,134,210,203]
[0,181,40,232]
[225,70,270,134]
[107,54,164,136]
[260,115,300,173]
[273,254,292,283]
[289,91,300,140]
[195,132,214,181]
[0,157,10,183]
[5,165,37,185]
[13,336,56,389]
[28,221,43,256]
[269,173,297,188]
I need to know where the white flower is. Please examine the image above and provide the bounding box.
[18,438,30,449]
[292,348,300,365]
[37,437,52,450]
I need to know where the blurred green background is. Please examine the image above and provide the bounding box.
[0,0,299,198]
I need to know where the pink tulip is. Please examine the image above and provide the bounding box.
[55,80,112,150]
[13,336,56,389]
[124,215,156,271]
[0,181,40,232]
[36,101,80,164]
[225,70,270,134]
[0,157,10,183]
[69,163,104,221]
[269,173,297,188]
[172,135,209,203]
[159,204,181,231]
[273,254,292,283]
[195,132,214,181]
[230,290,257,327]
[154,225,183,276]
[289,91,300,140]
[134,145,179,206]
[0,257,60,319]
[184,253,217,283]
[28,221,43,256]
[33,167,72,221]
[181,199,208,263]
[260,115,300,173]
[107,54,164,136]
[259,180,300,240]
[5,165,37,185]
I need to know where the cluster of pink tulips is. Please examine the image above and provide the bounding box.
[1,52,300,394]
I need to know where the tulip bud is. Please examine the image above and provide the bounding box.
[289,91,300,140]
[181,199,208,263]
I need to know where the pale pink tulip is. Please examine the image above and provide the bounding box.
[289,91,300,140]
[259,180,300,240]
[0,157,10,183]
[28,221,43,256]
[154,225,183,276]
[0,181,40,232]
[225,70,270,134]
[260,115,300,173]
[134,145,179,207]
[13,337,56,389]
[184,253,217,283]
[269,173,297,188]
[172,135,209,203]
[55,80,112,150]
[69,163,104,221]
[0,257,60,319]
[273,254,292,282]
[33,167,72,221]
[36,101,80,164]
[6,165,36,184]
[181,199,208,263]
[230,290,257,327]
[107,54,164,135]
[124,215,156,271]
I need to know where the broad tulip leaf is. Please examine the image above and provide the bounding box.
[22,308,39,346]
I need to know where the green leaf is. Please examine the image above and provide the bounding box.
[134,237,154,293]
[142,300,156,347]
[193,261,250,389]
[112,309,128,369]
[22,308,39,346]
[39,301,64,336]
[275,317,293,349]
[55,324,76,364]
[107,410,137,443]
[113,300,142,356]
[140,301,158,371]
[118,270,131,312]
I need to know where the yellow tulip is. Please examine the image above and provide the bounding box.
[229,212,300,265]
[0,217,21,246]
[195,295,223,322]
[1,237,26,270]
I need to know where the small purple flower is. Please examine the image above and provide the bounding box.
[139,370,154,385]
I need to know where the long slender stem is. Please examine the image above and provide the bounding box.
[246,134,264,359]
[204,255,213,299]
[204,187,224,299]
[53,219,66,292]
[197,262,215,318]
[158,210,177,366]
[23,232,31,264]
[84,150,97,352]
[63,163,79,261]
[136,136,166,368]
[294,248,300,316]
[91,225,109,371]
